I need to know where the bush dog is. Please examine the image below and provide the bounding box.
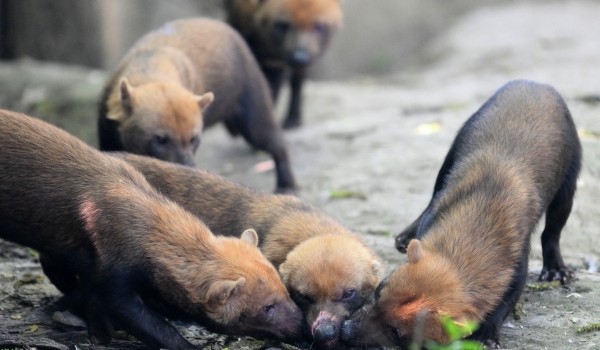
[342,80,581,348]
[0,110,303,349]
[98,18,297,193]
[224,0,342,129]
[88,152,382,349]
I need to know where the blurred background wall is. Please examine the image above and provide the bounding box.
[0,0,512,79]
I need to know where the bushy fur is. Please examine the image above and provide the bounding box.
[99,18,297,193]
[110,152,382,349]
[342,80,581,348]
[0,110,302,350]
[225,0,342,128]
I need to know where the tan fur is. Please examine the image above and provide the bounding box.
[105,46,209,133]
[0,110,302,346]
[112,152,382,347]
[378,162,538,343]
[351,81,582,348]
[253,206,351,267]
[100,19,253,162]
[228,0,342,33]
[100,18,297,192]
[224,0,343,130]
[254,0,342,30]
[279,234,381,302]
[227,0,342,66]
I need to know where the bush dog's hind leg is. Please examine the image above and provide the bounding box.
[234,88,297,193]
[539,156,580,284]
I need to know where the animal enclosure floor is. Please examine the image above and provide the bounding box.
[2,1,600,349]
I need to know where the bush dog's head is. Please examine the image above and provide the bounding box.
[151,228,304,341]
[279,234,381,348]
[252,0,342,67]
[107,77,214,166]
[341,239,478,347]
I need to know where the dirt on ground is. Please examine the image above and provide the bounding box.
[1,1,600,349]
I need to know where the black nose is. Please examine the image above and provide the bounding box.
[341,319,358,343]
[291,49,311,66]
[395,234,409,253]
[178,152,196,167]
[314,323,337,342]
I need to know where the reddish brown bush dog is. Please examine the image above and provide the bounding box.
[98,18,297,193]
[98,153,382,349]
[342,80,581,348]
[225,0,342,129]
[0,110,302,350]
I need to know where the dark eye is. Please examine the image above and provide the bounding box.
[262,304,275,314]
[342,289,356,300]
[273,20,290,35]
[190,135,200,148]
[314,22,328,35]
[153,135,169,146]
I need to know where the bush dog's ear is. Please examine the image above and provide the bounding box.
[205,277,246,305]
[118,77,135,117]
[196,92,214,110]
[407,239,424,264]
[240,229,259,247]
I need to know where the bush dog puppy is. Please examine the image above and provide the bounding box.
[98,18,297,193]
[224,0,342,129]
[90,152,382,349]
[0,110,303,350]
[342,80,581,348]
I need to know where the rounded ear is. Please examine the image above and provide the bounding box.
[106,77,134,121]
[119,77,135,115]
[371,259,383,278]
[407,239,424,264]
[204,277,246,305]
[278,261,291,284]
[196,92,214,110]
[240,228,259,247]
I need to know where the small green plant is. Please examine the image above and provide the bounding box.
[27,248,39,258]
[410,315,484,350]
[576,322,600,334]
[328,189,367,200]
[526,280,560,291]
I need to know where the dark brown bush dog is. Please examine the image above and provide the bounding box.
[225,0,342,129]
[342,80,581,348]
[98,18,297,193]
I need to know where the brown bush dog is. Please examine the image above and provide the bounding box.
[224,0,342,129]
[83,152,382,349]
[0,110,303,350]
[341,80,581,348]
[98,18,297,193]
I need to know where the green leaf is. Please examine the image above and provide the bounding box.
[329,189,367,200]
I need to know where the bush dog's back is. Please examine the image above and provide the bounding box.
[0,110,303,349]
[99,18,297,193]
[112,152,382,349]
[342,80,581,348]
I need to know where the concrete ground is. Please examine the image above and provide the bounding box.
[1,1,599,349]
